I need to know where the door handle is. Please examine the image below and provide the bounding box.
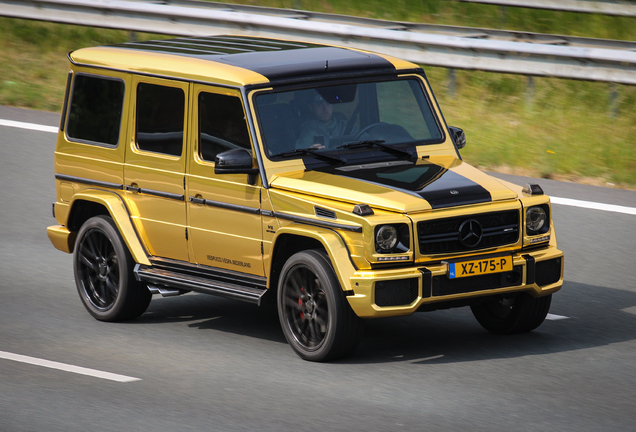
[126,183,142,193]
[189,194,205,205]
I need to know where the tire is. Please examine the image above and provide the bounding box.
[470,293,552,335]
[73,215,151,322]
[277,249,364,362]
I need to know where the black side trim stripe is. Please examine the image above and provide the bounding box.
[55,174,123,190]
[205,199,260,214]
[187,197,361,232]
[275,212,362,233]
[189,197,261,214]
[126,185,184,201]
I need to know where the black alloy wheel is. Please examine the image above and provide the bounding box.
[74,215,151,321]
[282,264,329,350]
[277,250,363,362]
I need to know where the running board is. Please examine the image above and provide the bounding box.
[134,259,268,306]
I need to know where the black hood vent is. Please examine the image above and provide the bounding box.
[315,207,337,219]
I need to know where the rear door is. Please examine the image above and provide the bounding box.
[124,76,190,261]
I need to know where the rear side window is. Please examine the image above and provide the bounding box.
[66,74,125,146]
[136,83,185,157]
[199,92,251,162]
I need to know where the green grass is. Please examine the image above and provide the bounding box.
[1,0,635,188]
[0,18,162,111]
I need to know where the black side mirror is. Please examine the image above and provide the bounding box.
[215,148,259,184]
[448,126,466,150]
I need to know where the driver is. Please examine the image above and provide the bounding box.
[295,92,354,149]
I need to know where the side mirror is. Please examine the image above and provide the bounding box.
[448,126,466,150]
[215,148,259,184]
[215,148,259,174]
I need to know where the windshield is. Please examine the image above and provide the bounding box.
[254,78,444,160]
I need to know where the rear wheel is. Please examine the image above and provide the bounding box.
[470,293,551,334]
[277,249,363,362]
[73,215,151,321]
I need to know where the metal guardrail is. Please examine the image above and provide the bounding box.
[1,0,636,85]
[453,0,636,17]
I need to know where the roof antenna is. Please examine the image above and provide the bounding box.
[325,60,329,71]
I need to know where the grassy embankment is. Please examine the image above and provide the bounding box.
[1,0,635,187]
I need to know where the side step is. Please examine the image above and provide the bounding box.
[134,258,269,306]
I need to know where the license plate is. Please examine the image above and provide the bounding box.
[448,256,513,279]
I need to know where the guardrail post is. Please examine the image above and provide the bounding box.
[500,6,507,27]
[610,84,619,117]
[525,76,534,108]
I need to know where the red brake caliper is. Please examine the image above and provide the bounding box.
[299,288,305,319]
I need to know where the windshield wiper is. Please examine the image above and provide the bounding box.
[271,148,347,165]
[338,140,417,161]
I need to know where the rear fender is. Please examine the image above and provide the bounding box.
[66,190,150,265]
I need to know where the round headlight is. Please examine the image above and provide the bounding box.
[376,225,398,252]
[526,207,547,233]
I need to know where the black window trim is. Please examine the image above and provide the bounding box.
[60,71,73,133]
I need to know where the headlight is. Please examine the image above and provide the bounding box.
[375,224,410,254]
[526,206,549,235]
[376,225,398,251]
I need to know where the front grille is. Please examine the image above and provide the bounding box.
[432,265,522,296]
[536,257,562,286]
[418,210,519,255]
[375,278,419,307]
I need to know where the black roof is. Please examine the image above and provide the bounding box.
[111,35,396,81]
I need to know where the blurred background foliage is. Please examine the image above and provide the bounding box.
[0,0,635,187]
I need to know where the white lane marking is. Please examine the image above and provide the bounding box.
[0,118,58,134]
[545,314,569,320]
[0,350,141,383]
[551,196,636,216]
[621,306,636,315]
[413,354,444,362]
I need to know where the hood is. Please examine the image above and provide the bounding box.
[269,156,519,213]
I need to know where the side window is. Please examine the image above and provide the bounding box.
[136,82,185,157]
[199,92,251,162]
[67,74,124,146]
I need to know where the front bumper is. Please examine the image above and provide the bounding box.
[47,224,75,253]
[346,246,564,318]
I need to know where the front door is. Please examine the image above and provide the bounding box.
[124,76,190,261]
[187,85,263,276]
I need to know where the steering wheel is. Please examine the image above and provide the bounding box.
[354,122,414,143]
[354,122,389,140]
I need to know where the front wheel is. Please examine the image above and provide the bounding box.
[73,215,151,322]
[277,250,363,362]
[470,293,552,334]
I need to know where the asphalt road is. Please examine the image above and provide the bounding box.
[1,107,636,431]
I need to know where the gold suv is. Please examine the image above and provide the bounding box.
[47,35,563,361]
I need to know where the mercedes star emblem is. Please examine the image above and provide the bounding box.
[458,219,483,248]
